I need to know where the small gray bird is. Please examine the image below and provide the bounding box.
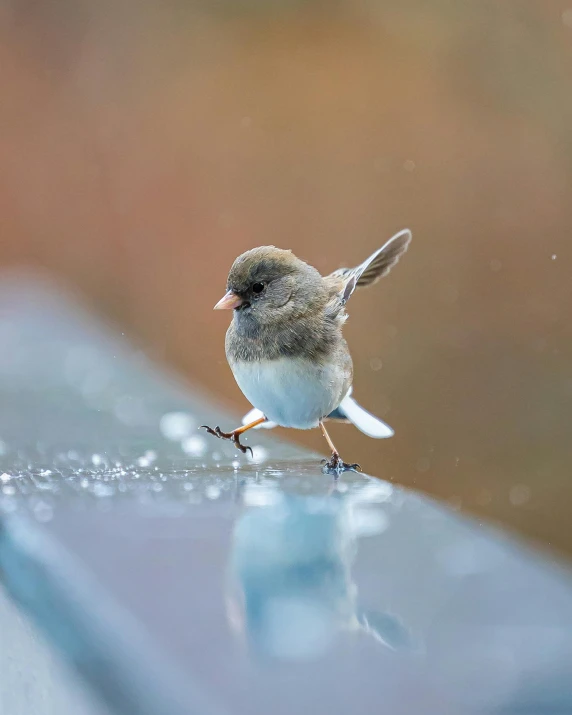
[202,229,411,473]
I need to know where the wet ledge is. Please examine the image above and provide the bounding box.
[1,276,572,715]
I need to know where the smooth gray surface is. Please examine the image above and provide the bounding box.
[1,274,572,715]
[0,583,110,715]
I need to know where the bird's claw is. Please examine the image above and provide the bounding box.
[321,453,361,475]
[200,425,253,456]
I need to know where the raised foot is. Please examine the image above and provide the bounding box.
[321,452,362,475]
[200,425,253,456]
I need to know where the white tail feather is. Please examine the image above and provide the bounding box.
[241,408,277,429]
[338,395,394,439]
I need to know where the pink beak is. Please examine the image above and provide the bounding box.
[213,290,243,310]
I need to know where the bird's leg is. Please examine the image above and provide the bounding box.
[319,421,361,475]
[201,416,266,456]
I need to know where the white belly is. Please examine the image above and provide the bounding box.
[230,358,347,429]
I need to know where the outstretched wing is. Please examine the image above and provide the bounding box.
[327,228,411,304]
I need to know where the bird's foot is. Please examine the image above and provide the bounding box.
[200,425,253,456]
[321,452,361,476]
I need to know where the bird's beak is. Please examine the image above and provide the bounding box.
[213,290,243,310]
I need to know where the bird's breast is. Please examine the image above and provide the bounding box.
[229,357,349,429]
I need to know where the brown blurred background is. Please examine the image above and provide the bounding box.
[1,1,572,555]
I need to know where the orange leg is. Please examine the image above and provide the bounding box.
[201,416,266,456]
[319,420,361,474]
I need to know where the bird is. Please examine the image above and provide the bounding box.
[201,229,411,474]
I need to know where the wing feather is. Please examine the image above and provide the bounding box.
[328,228,411,303]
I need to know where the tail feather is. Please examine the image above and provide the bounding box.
[331,394,394,439]
[241,395,394,439]
[241,408,277,429]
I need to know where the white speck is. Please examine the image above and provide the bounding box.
[183,482,194,491]
[80,478,90,488]
[2,485,16,495]
[416,457,431,473]
[91,454,103,466]
[160,412,194,441]
[369,357,383,371]
[232,460,240,470]
[182,435,207,457]
[32,500,53,522]
[551,254,557,260]
[248,446,269,463]
[509,484,531,506]
[490,259,502,272]
[562,9,572,28]
[241,116,252,128]
[0,473,11,483]
[403,159,416,172]
[211,451,222,461]
[206,485,221,500]
[151,482,163,492]
[137,456,150,467]
[92,482,114,497]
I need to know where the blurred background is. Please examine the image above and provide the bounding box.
[1,0,572,555]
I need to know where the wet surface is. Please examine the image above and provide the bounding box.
[1,276,572,715]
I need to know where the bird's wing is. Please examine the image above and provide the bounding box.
[329,392,394,438]
[241,407,277,429]
[326,228,411,304]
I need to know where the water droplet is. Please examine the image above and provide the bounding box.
[211,451,222,461]
[369,357,383,371]
[181,435,207,457]
[0,440,7,456]
[562,9,572,28]
[206,485,221,500]
[416,457,431,473]
[151,482,163,492]
[232,460,240,470]
[183,482,194,491]
[509,484,531,506]
[92,482,114,497]
[91,454,103,466]
[0,473,11,483]
[551,254,557,260]
[160,412,194,441]
[2,485,16,495]
[403,159,416,172]
[490,259,502,272]
[241,116,252,128]
[32,500,53,522]
[248,446,269,463]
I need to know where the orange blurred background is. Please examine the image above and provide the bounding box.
[1,1,572,555]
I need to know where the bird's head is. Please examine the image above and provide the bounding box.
[214,246,324,327]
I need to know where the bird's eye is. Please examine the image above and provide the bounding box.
[252,282,265,294]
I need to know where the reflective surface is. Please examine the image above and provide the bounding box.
[1,277,572,715]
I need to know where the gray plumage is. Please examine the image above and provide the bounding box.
[218,230,411,435]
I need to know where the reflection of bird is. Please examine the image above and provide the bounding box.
[202,230,411,473]
[226,492,413,660]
